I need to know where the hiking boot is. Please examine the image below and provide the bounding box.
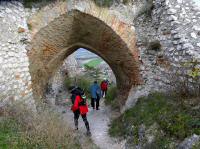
[86,130,91,136]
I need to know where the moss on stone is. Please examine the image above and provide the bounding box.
[23,0,58,8]
[92,0,114,7]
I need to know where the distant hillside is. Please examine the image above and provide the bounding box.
[84,58,103,68]
[75,48,99,59]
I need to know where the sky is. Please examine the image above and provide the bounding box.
[75,48,98,59]
[194,0,200,6]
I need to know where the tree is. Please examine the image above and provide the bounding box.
[84,64,103,81]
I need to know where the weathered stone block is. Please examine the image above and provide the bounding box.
[18,27,25,33]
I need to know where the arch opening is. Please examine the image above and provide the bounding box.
[45,47,117,105]
[28,10,140,106]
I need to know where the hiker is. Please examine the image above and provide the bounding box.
[96,85,101,110]
[90,81,101,110]
[69,86,91,135]
[100,78,108,98]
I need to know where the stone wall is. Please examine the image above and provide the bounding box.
[0,1,34,107]
[47,53,78,96]
[123,0,200,110]
[62,53,79,77]
[27,0,141,106]
[0,0,199,109]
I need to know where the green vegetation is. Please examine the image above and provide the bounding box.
[65,76,93,97]
[84,65,103,82]
[105,85,117,105]
[169,59,200,98]
[0,101,81,149]
[193,142,200,149]
[92,0,133,7]
[93,0,114,7]
[65,76,118,108]
[23,0,55,8]
[104,85,118,109]
[84,58,103,68]
[109,92,200,147]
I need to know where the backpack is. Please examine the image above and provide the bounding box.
[79,95,87,106]
[70,87,84,104]
[101,81,108,90]
[71,94,76,104]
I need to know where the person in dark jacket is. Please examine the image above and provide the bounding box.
[90,81,101,110]
[96,85,101,110]
[69,86,91,135]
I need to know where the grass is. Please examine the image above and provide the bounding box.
[64,76,94,105]
[84,58,103,68]
[105,85,117,105]
[0,101,81,149]
[193,142,200,149]
[104,85,119,109]
[109,92,200,147]
[65,76,93,97]
[65,76,118,108]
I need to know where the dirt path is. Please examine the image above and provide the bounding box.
[54,94,125,149]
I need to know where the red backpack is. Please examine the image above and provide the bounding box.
[101,81,108,90]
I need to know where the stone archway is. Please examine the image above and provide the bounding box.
[27,2,141,105]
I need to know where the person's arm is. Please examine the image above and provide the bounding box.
[97,85,101,91]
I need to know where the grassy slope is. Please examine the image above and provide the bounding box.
[0,104,81,149]
[109,93,200,147]
[84,58,103,68]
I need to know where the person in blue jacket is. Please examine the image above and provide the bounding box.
[90,81,101,110]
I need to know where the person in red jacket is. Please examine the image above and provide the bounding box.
[70,86,91,135]
[100,79,108,98]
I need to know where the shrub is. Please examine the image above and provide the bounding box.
[92,0,114,7]
[0,101,81,149]
[167,59,200,98]
[64,77,73,89]
[105,85,117,105]
[193,142,200,149]
[23,0,59,8]
[122,0,131,4]
[84,65,103,82]
[64,76,93,97]
[109,92,200,145]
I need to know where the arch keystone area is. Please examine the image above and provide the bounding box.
[27,1,141,105]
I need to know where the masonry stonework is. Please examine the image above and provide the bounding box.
[0,0,199,109]
[0,1,34,107]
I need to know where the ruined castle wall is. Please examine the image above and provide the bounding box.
[0,0,199,109]
[124,0,200,110]
[0,1,34,106]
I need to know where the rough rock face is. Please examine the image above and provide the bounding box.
[124,0,200,110]
[0,0,199,108]
[0,1,34,107]
[178,134,200,149]
[47,53,78,97]
[62,53,79,77]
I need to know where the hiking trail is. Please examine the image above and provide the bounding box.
[52,92,125,149]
